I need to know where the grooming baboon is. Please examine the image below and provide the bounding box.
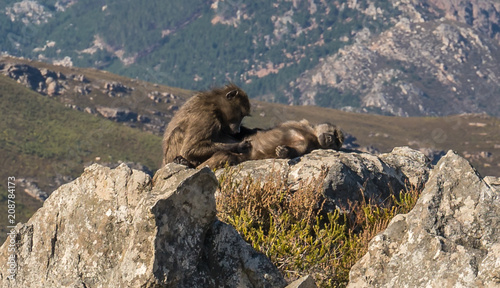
[162,84,254,169]
[245,119,344,160]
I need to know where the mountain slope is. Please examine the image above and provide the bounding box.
[289,1,500,116]
[12,0,500,116]
[0,73,163,235]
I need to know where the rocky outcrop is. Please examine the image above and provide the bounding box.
[95,106,152,125]
[220,147,431,212]
[484,176,500,192]
[1,63,46,93]
[287,0,500,117]
[348,150,500,287]
[0,63,66,95]
[1,144,498,287]
[103,81,133,97]
[426,0,500,42]
[0,58,181,136]
[0,163,286,287]
[15,178,48,202]
[96,106,139,122]
[5,0,53,25]
[74,85,92,95]
[291,18,500,116]
[286,275,318,288]
[148,91,178,103]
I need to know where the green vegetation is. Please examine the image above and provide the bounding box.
[217,166,421,287]
[0,75,162,241]
[315,86,360,109]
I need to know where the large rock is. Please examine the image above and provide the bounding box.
[286,275,318,288]
[348,150,500,287]
[218,147,431,212]
[0,163,286,287]
[96,106,139,122]
[1,63,46,92]
[0,62,66,95]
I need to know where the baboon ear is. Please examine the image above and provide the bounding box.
[226,90,239,99]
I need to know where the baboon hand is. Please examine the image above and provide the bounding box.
[275,145,290,158]
[236,140,252,153]
[173,155,192,167]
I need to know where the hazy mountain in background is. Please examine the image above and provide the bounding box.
[1,0,500,116]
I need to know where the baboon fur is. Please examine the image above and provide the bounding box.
[245,119,344,160]
[162,84,253,169]
[201,119,344,168]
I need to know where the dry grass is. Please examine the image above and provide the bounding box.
[216,167,422,287]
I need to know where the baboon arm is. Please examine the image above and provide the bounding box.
[233,126,262,140]
[181,140,241,162]
[197,151,248,169]
[181,140,218,160]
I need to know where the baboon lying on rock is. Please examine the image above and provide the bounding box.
[200,119,344,168]
[162,84,255,169]
[245,119,344,160]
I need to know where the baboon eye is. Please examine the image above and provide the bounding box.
[226,90,239,99]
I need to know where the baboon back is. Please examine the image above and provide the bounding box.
[162,84,251,168]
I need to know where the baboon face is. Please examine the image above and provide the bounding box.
[318,133,335,148]
[228,121,242,134]
[220,86,250,135]
[316,123,344,150]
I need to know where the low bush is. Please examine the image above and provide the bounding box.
[216,166,421,287]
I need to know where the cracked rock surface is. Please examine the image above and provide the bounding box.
[348,150,500,287]
[0,163,286,287]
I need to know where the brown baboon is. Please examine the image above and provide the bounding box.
[162,84,253,169]
[245,119,344,160]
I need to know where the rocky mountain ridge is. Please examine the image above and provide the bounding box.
[288,0,500,116]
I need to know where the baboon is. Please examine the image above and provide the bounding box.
[244,119,344,160]
[162,84,254,169]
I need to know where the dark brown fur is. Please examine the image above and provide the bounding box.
[245,119,344,160]
[162,84,252,169]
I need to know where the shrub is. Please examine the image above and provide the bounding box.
[216,166,422,287]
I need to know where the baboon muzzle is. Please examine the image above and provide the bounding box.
[229,123,241,134]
